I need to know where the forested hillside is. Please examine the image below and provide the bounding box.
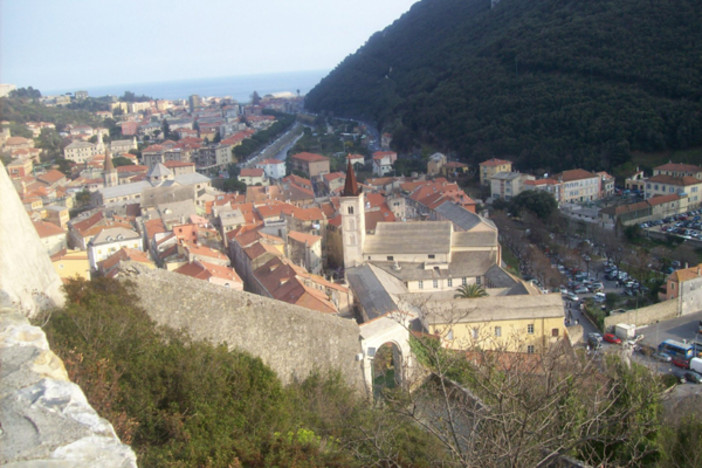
[305,0,702,173]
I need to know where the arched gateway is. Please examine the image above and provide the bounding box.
[359,312,416,396]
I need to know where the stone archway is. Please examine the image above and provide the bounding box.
[359,314,414,397]
[371,341,403,396]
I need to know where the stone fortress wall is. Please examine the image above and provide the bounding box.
[1,162,136,466]
[116,262,367,393]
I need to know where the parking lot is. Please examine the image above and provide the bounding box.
[642,208,702,244]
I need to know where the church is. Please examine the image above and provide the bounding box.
[340,161,510,296]
[340,162,565,355]
[98,151,211,208]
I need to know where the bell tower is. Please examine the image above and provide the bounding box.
[103,149,118,188]
[340,160,365,269]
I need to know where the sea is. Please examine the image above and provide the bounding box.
[45,69,330,103]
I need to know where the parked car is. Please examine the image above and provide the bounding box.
[684,371,702,384]
[565,292,579,302]
[593,292,606,303]
[603,333,622,344]
[672,356,691,369]
[574,286,589,294]
[652,351,672,362]
[588,333,603,349]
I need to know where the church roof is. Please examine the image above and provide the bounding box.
[147,162,173,179]
[104,150,115,172]
[364,221,452,256]
[342,160,360,196]
[346,264,399,321]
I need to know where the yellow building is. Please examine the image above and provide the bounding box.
[420,294,565,354]
[479,158,512,185]
[52,249,91,281]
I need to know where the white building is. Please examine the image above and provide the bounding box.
[63,141,97,163]
[557,169,600,204]
[256,158,286,180]
[87,227,143,270]
[489,171,535,201]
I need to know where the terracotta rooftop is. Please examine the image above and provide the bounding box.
[33,220,65,238]
[480,158,512,167]
[241,168,264,177]
[558,169,597,182]
[36,170,66,185]
[291,152,329,162]
[287,230,322,246]
[648,174,699,186]
[655,162,702,173]
[670,263,702,283]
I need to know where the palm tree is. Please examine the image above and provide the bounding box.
[454,283,488,299]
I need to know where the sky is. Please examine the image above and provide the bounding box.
[0,0,418,92]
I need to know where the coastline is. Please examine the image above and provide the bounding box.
[43,69,329,102]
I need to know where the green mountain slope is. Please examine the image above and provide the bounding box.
[304,0,702,172]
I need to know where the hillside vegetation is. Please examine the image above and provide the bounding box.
[305,0,702,173]
[41,277,702,467]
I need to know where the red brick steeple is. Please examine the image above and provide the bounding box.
[342,160,360,196]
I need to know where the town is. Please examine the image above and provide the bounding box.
[2,85,702,377]
[3,82,702,466]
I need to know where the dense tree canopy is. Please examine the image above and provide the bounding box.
[305,0,702,174]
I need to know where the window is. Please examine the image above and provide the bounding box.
[447,278,453,287]
[387,256,394,261]
[527,345,535,354]
[472,328,479,339]
[552,328,559,337]
[462,277,467,286]
[428,254,435,259]
[495,326,502,337]
[418,280,424,289]
[447,329,454,340]
[433,279,438,288]
[476,276,481,286]
[347,206,354,214]
[527,324,534,334]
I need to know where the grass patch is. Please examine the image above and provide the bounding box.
[501,247,521,277]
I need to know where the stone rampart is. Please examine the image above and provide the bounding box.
[116,262,366,394]
[0,161,64,318]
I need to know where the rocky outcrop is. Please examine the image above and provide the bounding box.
[0,161,64,318]
[0,306,137,467]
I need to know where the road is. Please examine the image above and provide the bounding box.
[240,121,305,168]
[637,310,702,350]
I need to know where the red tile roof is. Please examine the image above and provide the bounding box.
[558,169,597,182]
[175,260,242,283]
[291,152,329,162]
[98,248,152,272]
[144,218,167,240]
[288,230,322,246]
[288,206,325,222]
[655,162,702,173]
[33,220,65,238]
[240,168,264,177]
[648,174,699,186]
[37,170,66,185]
[480,158,512,167]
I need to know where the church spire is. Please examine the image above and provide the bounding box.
[104,148,118,187]
[342,159,360,197]
[104,148,115,172]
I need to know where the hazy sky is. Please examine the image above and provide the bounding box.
[1,0,418,91]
